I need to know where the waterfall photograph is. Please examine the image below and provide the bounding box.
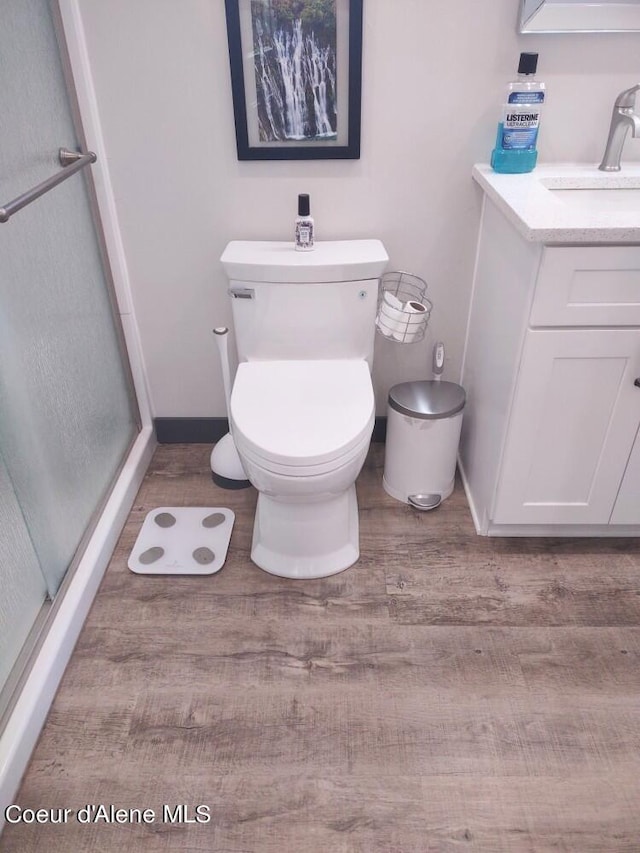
[225,0,362,159]
[250,0,338,142]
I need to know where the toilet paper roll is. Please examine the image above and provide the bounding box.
[376,290,406,338]
[393,300,428,342]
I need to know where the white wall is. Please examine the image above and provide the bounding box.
[76,0,640,417]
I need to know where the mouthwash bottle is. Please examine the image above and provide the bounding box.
[491,52,545,174]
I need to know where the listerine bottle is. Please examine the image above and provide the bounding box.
[491,52,545,174]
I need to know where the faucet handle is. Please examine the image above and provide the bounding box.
[615,84,640,109]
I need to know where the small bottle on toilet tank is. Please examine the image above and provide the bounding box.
[295,193,314,251]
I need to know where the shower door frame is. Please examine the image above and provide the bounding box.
[0,0,155,821]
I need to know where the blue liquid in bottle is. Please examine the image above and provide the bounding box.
[491,123,538,174]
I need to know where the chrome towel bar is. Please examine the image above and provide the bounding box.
[0,148,97,223]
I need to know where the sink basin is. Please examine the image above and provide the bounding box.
[472,163,640,243]
[545,187,640,212]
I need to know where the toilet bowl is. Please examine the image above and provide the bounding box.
[231,359,374,578]
[220,238,389,580]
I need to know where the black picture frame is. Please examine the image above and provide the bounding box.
[224,0,363,160]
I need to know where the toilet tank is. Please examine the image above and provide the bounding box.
[220,240,389,365]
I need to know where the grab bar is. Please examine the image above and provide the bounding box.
[0,148,97,223]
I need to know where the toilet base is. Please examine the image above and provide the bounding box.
[251,485,359,579]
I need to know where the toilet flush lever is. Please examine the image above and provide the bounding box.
[635,378,640,387]
[229,286,255,299]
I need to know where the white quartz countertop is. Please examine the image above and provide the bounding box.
[473,163,640,243]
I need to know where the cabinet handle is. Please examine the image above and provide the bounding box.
[635,378,640,388]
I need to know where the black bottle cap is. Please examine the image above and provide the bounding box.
[518,52,538,75]
[298,193,310,217]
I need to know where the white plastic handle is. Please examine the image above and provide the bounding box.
[213,328,232,416]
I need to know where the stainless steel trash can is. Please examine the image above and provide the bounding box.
[383,380,466,510]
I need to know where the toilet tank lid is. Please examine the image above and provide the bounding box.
[220,240,389,283]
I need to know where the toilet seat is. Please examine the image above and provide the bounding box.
[230,359,374,473]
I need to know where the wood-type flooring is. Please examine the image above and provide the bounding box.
[2,443,640,852]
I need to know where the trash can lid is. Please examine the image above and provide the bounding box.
[388,380,466,420]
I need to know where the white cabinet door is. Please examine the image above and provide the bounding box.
[611,425,640,524]
[493,329,640,525]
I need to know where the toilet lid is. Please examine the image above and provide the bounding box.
[230,360,374,467]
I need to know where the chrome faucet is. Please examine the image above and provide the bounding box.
[599,83,640,171]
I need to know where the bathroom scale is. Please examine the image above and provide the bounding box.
[128,507,234,575]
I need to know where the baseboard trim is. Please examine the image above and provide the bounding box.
[155,418,230,444]
[372,416,387,443]
[156,417,388,444]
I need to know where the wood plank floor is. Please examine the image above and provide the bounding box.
[3,443,640,852]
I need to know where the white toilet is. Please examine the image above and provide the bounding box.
[220,239,389,580]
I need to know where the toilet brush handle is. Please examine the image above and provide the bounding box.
[432,341,445,381]
[213,327,232,417]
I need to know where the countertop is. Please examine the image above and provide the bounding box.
[473,163,640,244]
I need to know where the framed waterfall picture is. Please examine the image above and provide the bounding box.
[224,0,363,160]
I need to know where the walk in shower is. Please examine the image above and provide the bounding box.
[0,0,147,807]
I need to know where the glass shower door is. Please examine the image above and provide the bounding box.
[0,454,48,692]
[0,0,138,694]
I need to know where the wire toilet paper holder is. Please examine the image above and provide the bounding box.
[375,271,432,344]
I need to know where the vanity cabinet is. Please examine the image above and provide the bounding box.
[460,196,640,536]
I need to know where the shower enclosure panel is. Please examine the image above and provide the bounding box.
[0,0,139,697]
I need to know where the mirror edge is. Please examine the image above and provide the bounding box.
[519,0,640,34]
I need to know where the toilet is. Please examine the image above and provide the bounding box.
[220,239,389,579]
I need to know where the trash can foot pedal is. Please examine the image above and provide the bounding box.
[408,493,442,511]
